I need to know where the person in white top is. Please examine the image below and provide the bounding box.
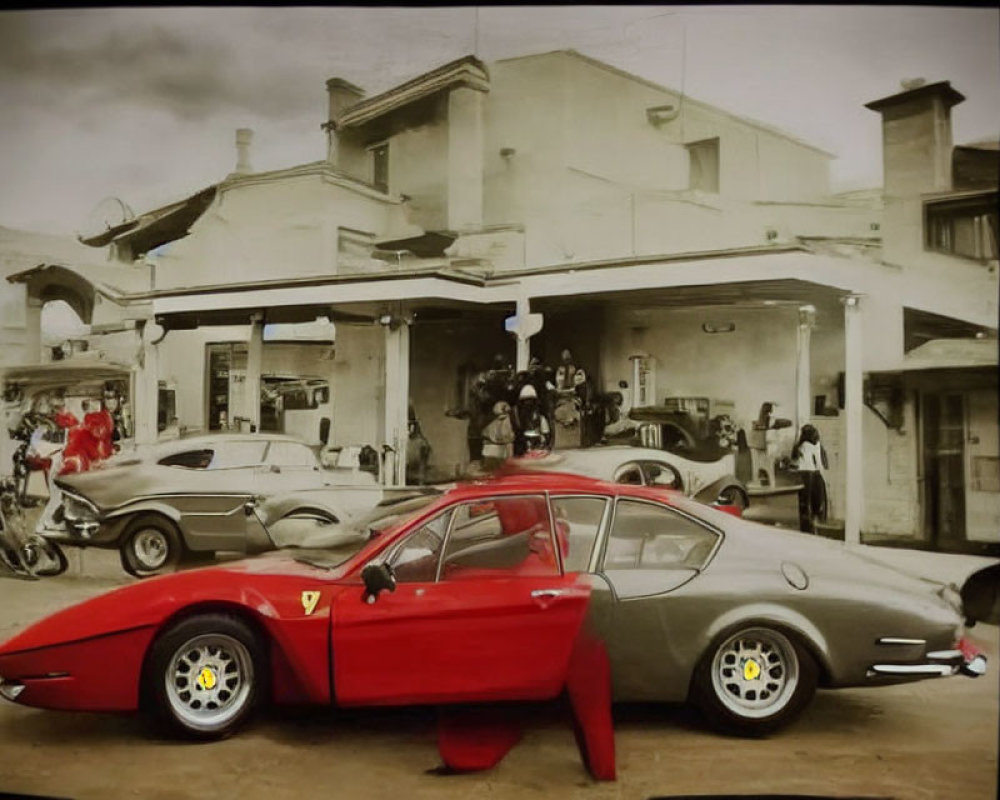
[792,424,828,533]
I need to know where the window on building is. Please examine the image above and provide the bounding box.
[369,142,389,193]
[925,193,998,262]
[686,138,720,193]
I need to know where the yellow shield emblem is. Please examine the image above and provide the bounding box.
[301,590,321,616]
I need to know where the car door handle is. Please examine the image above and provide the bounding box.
[531,589,566,600]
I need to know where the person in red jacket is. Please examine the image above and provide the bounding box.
[83,399,115,462]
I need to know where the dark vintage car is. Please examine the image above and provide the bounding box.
[1,472,987,749]
[39,433,416,576]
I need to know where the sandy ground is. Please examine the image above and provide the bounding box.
[0,529,997,799]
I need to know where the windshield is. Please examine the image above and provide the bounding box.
[286,492,442,570]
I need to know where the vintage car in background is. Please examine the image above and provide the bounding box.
[506,445,749,510]
[38,433,413,576]
[0,472,986,743]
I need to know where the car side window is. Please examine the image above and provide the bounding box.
[208,441,268,469]
[440,495,560,580]
[642,461,682,490]
[613,463,644,486]
[158,449,214,469]
[267,441,318,468]
[387,510,453,583]
[604,499,718,571]
[551,496,608,573]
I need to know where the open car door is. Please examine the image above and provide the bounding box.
[331,493,592,706]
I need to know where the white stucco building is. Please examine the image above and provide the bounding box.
[8,52,997,555]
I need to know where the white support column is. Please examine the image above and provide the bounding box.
[447,87,485,231]
[515,295,531,372]
[796,305,816,433]
[246,314,264,433]
[134,321,161,446]
[842,294,864,547]
[383,319,411,486]
[24,296,43,364]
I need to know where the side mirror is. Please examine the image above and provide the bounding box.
[269,464,282,474]
[772,418,793,430]
[243,499,257,516]
[361,563,396,603]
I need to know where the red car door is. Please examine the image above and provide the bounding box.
[331,494,592,707]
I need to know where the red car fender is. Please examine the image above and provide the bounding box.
[0,566,342,709]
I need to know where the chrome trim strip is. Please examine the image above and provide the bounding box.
[877,637,926,646]
[868,664,952,677]
[926,649,963,660]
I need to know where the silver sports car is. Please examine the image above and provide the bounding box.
[39,434,406,576]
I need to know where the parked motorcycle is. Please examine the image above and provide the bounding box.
[0,476,68,579]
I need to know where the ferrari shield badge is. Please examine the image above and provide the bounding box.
[196,666,217,691]
[743,658,761,681]
[301,590,321,615]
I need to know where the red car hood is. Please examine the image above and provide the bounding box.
[0,554,339,657]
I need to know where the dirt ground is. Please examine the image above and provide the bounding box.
[0,548,997,800]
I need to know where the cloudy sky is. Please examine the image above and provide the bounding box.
[1,5,998,237]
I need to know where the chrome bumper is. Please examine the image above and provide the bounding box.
[867,644,988,679]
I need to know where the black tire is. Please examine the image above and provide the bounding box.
[715,485,749,510]
[121,515,183,577]
[145,613,268,740]
[692,624,817,737]
[26,539,69,577]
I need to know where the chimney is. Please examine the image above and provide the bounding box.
[865,79,965,196]
[233,128,254,176]
[865,80,965,265]
[324,78,365,167]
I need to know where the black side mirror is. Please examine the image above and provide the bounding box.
[361,563,397,603]
[772,418,794,430]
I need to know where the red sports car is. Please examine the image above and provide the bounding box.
[0,473,987,750]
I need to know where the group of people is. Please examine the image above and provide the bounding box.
[11,394,120,487]
[449,349,623,471]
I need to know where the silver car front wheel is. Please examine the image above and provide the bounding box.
[695,625,817,736]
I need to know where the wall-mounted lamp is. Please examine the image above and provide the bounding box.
[500,147,516,159]
[646,104,678,126]
[702,321,736,334]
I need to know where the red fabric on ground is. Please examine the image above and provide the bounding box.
[436,707,524,771]
[566,633,616,781]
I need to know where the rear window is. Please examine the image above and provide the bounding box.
[158,449,214,469]
[209,441,268,468]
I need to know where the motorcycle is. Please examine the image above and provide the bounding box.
[0,476,68,578]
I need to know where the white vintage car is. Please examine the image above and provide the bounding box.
[504,444,749,510]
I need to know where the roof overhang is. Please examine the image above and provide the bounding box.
[1,361,132,396]
[902,338,998,372]
[337,55,489,129]
[80,186,217,257]
[148,246,867,328]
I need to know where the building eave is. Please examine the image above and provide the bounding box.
[337,55,490,129]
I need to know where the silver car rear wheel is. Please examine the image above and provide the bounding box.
[121,515,182,577]
[710,628,799,718]
[695,624,817,736]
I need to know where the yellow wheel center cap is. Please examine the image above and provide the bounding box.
[196,666,218,691]
[743,658,762,681]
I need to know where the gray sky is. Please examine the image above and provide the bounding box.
[1,5,998,236]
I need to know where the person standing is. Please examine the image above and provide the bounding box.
[481,401,516,471]
[791,424,828,533]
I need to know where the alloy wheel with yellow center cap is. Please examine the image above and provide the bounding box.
[164,633,254,733]
[709,627,800,720]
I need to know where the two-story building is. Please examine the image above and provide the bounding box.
[10,51,996,554]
